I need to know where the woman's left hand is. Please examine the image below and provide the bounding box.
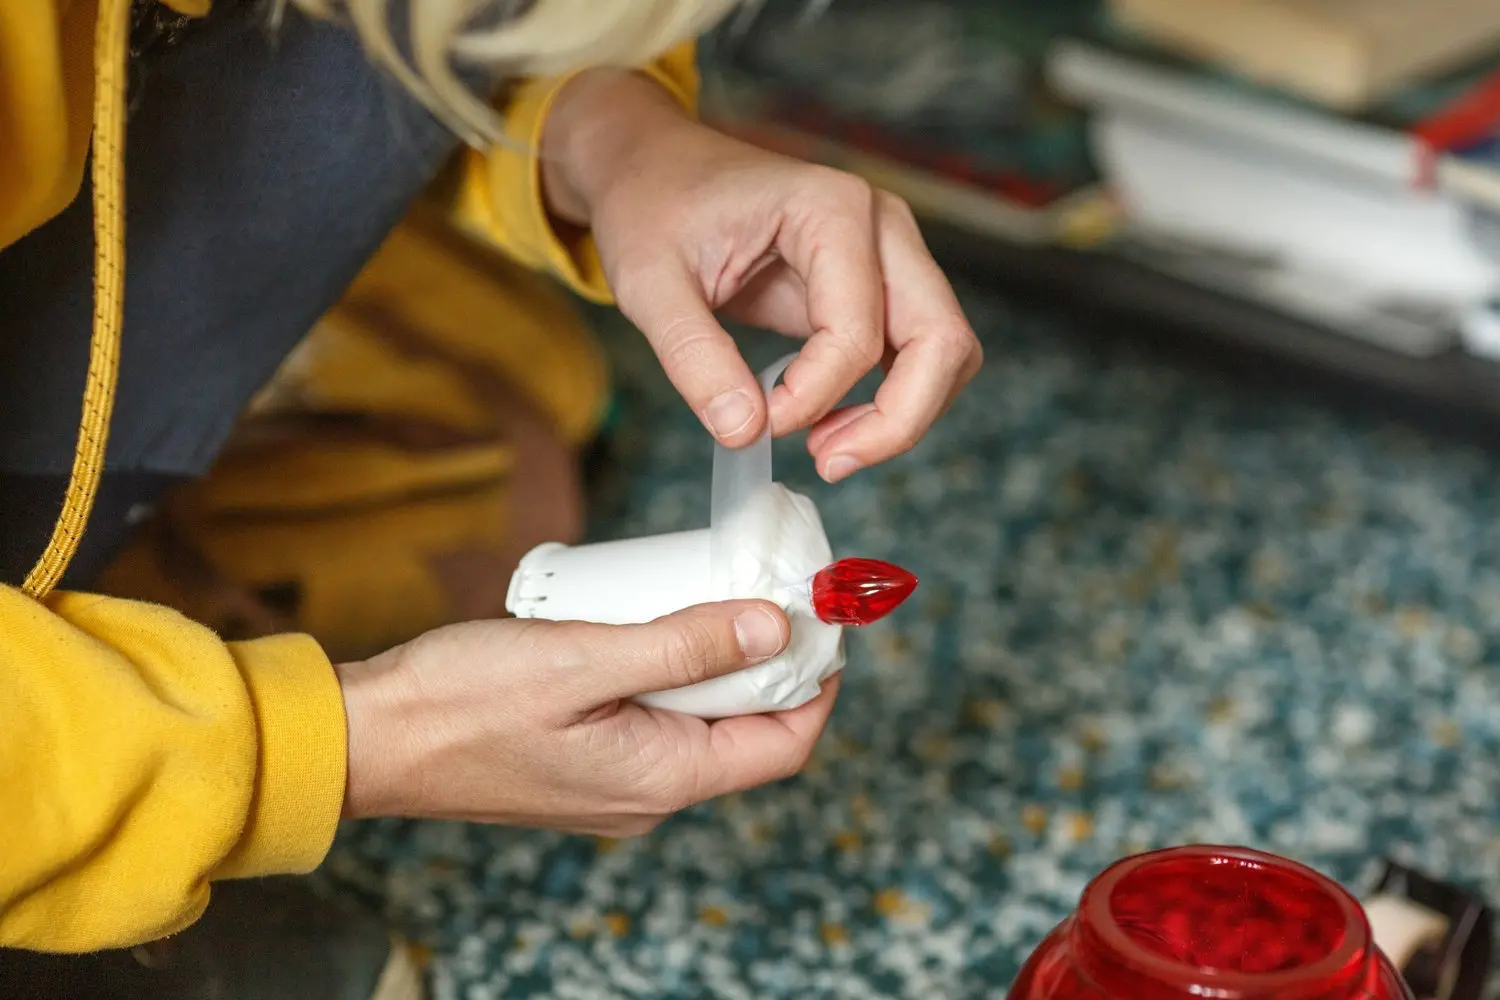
[542,69,982,483]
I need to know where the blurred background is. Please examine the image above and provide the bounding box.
[700,0,1500,412]
[106,0,1500,996]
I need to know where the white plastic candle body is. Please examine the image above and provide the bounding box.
[504,483,845,718]
[506,530,711,626]
[505,352,845,718]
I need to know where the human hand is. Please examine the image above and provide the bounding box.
[336,600,839,835]
[542,70,983,482]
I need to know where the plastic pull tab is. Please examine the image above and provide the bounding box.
[709,353,797,599]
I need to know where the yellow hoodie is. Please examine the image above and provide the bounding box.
[0,0,698,953]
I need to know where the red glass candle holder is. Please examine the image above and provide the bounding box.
[1010,846,1414,1000]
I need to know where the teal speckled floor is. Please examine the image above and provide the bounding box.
[317,280,1500,998]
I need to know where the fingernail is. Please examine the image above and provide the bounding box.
[705,390,756,440]
[734,607,785,661]
[823,455,863,483]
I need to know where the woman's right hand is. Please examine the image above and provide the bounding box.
[335,600,839,835]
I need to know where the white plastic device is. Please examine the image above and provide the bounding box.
[505,354,846,718]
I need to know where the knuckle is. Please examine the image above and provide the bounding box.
[965,339,986,379]
[779,742,818,781]
[819,323,883,374]
[877,188,917,224]
[614,816,665,839]
[631,817,666,837]
[633,773,693,816]
[934,327,984,389]
[654,783,696,815]
[623,739,709,815]
[890,423,924,455]
[655,323,728,384]
[660,616,724,690]
[834,172,876,211]
[940,327,981,367]
[799,166,876,218]
[854,331,887,369]
[539,624,590,675]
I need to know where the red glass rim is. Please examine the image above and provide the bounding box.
[1076,845,1372,999]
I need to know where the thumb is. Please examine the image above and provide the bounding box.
[616,258,767,448]
[556,600,789,705]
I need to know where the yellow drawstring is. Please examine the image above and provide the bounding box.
[23,0,133,598]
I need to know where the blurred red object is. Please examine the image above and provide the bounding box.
[1412,68,1500,185]
[1010,846,1414,1000]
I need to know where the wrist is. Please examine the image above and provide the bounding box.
[335,649,414,820]
[540,67,694,227]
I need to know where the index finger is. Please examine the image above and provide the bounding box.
[770,174,887,435]
[808,198,982,478]
[616,256,768,449]
[688,672,842,799]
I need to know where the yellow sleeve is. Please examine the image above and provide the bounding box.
[446,41,701,305]
[0,586,347,953]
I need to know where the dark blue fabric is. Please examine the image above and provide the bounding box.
[0,1,460,478]
[0,1,465,586]
[0,471,180,587]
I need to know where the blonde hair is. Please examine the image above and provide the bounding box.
[282,0,744,145]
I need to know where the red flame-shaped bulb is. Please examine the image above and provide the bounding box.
[810,558,918,626]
